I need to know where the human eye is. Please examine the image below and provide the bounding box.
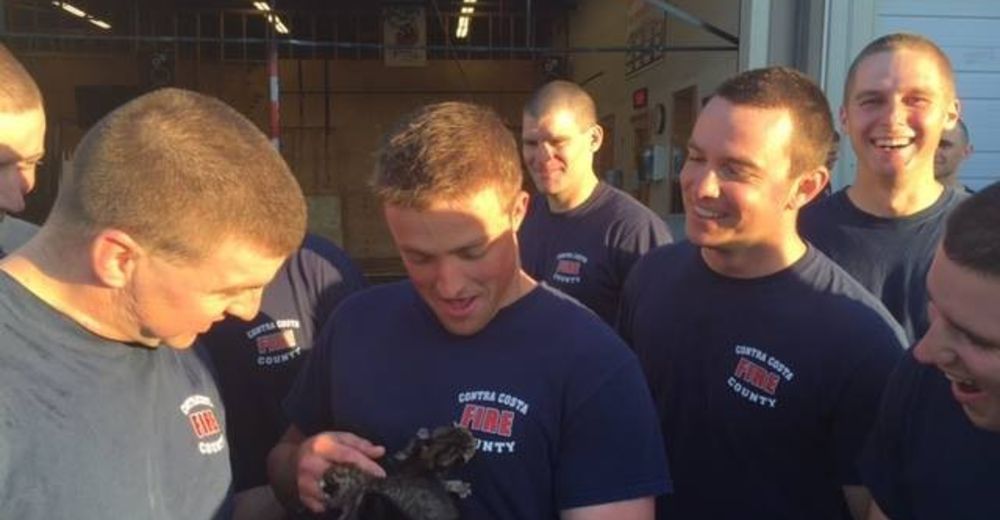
[457,246,487,261]
[685,149,705,163]
[857,95,881,107]
[402,250,432,265]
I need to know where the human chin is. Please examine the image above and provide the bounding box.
[161,332,199,349]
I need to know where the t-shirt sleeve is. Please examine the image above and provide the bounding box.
[555,355,671,509]
[859,353,919,520]
[610,214,672,285]
[282,312,338,436]
[299,236,368,328]
[830,316,905,485]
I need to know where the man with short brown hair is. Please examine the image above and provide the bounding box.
[620,67,905,519]
[801,33,968,344]
[269,101,669,519]
[0,88,307,518]
[862,182,1000,519]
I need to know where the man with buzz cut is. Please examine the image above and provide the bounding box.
[800,33,969,344]
[861,182,1000,520]
[519,79,671,325]
[619,67,906,519]
[935,118,974,192]
[0,88,308,519]
[269,101,670,519]
[0,44,46,256]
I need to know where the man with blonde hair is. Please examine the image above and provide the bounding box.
[270,101,669,519]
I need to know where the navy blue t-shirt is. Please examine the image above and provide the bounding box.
[203,233,366,490]
[861,351,1000,520]
[0,272,233,519]
[519,182,672,325]
[285,281,671,518]
[800,187,968,344]
[619,242,906,520]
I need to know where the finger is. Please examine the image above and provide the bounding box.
[296,473,328,513]
[311,434,387,478]
[331,432,388,459]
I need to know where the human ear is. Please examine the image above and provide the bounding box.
[589,123,604,152]
[509,190,531,232]
[90,229,143,289]
[788,167,829,210]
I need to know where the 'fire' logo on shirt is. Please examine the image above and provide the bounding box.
[552,252,587,284]
[247,318,303,367]
[726,344,795,409]
[455,389,530,455]
[180,394,226,455]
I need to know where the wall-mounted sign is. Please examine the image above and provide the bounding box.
[633,87,649,110]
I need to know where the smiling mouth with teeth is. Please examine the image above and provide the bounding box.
[872,137,914,149]
[946,373,982,393]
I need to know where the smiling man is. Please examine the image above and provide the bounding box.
[619,67,906,519]
[519,80,670,325]
[861,182,1000,520]
[269,102,669,519]
[0,88,306,518]
[800,33,968,344]
[0,44,46,256]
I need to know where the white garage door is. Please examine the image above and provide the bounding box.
[876,0,1000,190]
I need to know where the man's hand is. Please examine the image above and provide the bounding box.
[295,431,387,512]
[267,426,386,514]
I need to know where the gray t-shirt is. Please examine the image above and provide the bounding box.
[0,273,233,519]
[0,215,38,258]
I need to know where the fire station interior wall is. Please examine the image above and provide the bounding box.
[19,54,542,264]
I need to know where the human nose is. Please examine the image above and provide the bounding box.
[886,97,908,126]
[227,288,264,322]
[18,164,37,193]
[682,163,719,200]
[433,257,466,298]
[912,307,957,366]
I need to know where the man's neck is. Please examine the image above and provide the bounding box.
[848,168,944,217]
[701,233,808,280]
[545,173,599,213]
[0,238,133,344]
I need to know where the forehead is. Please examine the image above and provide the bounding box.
[850,48,954,98]
[522,107,586,136]
[693,98,793,158]
[928,249,1000,340]
[166,238,286,286]
[385,187,510,246]
[941,124,966,143]
[0,108,45,160]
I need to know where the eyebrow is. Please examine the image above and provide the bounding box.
[928,292,1000,349]
[400,236,490,258]
[687,141,762,172]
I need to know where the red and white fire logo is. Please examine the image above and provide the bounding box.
[180,394,226,455]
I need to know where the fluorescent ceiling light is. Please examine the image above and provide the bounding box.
[273,16,289,34]
[89,18,111,29]
[455,16,469,39]
[253,2,271,11]
[60,2,87,17]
